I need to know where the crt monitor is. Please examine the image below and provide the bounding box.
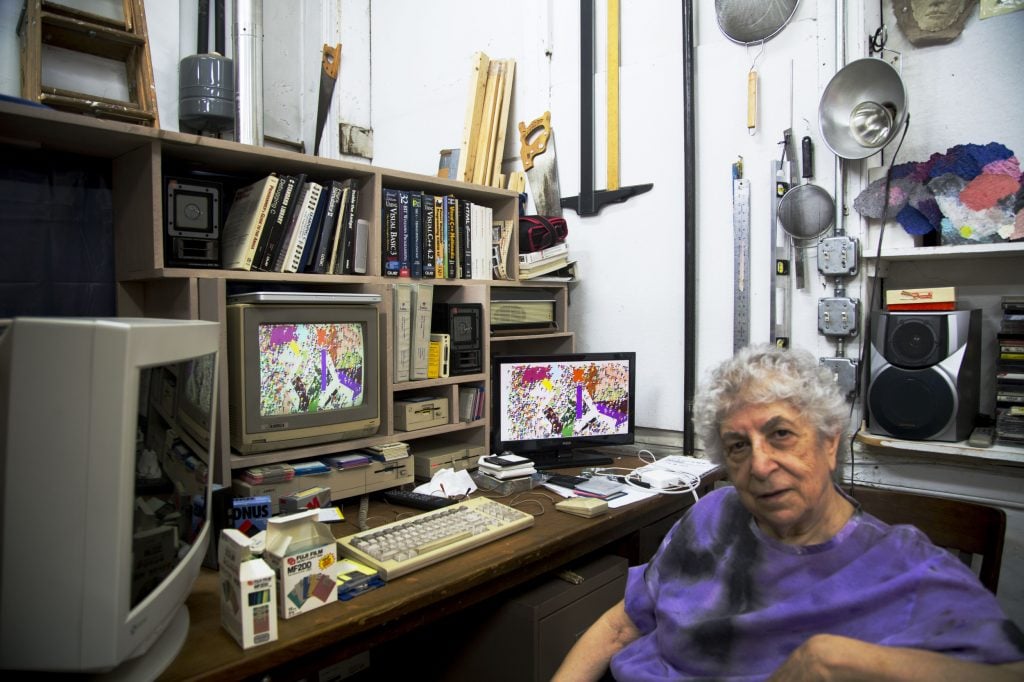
[0,317,219,676]
[491,352,636,470]
[227,302,381,454]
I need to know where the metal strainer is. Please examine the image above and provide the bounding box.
[715,0,799,44]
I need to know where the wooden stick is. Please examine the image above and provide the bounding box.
[490,59,516,187]
[458,52,490,182]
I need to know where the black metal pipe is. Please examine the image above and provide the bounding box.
[682,0,697,455]
[215,0,226,55]
[579,0,596,217]
[197,0,209,54]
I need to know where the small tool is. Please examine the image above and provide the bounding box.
[314,43,341,156]
[519,111,563,217]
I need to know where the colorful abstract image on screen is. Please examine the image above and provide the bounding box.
[498,360,630,442]
[258,322,365,417]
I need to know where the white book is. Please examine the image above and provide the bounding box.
[219,175,278,270]
[519,240,568,265]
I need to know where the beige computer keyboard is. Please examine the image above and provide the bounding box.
[336,497,534,580]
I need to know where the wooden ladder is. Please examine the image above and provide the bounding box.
[19,0,159,127]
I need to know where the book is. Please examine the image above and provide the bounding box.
[251,175,287,269]
[471,202,492,281]
[337,179,361,275]
[294,183,330,273]
[492,218,514,280]
[280,182,325,273]
[519,257,571,279]
[421,193,436,278]
[444,195,458,278]
[397,190,411,277]
[409,191,423,278]
[459,198,473,279]
[519,241,569,265]
[255,172,305,271]
[433,195,446,278]
[382,188,401,277]
[219,174,278,270]
[310,180,345,274]
[410,283,434,380]
[326,181,351,274]
[272,179,316,271]
[393,282,413,382]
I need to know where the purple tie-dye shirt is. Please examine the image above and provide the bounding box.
[612,486,1024,681]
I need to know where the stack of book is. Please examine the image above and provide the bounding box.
[518,241,573,280]
[476,453,536,480]
[219,173,365,275]
[995,295,1024,446]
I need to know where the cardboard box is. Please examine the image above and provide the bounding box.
[394,397,449,431]
[885,286,957,310]
[219,529,278,649]
[263,510,340,619]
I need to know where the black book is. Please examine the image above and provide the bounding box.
[327,181,352,274]
[254,172,305,271]
[296,184,330,273]
[409,191,423,278]
[422,193,436,278]
[382,187,401,277]
[445,195,458,279]
[310,180,345,273]
[397,190,411,277]
[338,179,361,274]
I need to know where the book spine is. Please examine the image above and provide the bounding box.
[340,180,361,274]
[257,172,304,272]
[409,191,423,279]
[296,183,330,273]
[397,190,411,277]
[251,174,286,269]
[445,195,458,279]
[282,182,323,273]
[312,181,344,273]
[219,175,274,271]
[422,193,436,278]
[329,182,352,274]
[460,199,472,279]
[382,188,401,277]
[433,195,445,279]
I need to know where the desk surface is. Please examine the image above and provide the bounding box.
[161,466,722,681]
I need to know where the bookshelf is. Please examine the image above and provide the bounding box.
[0,100,573,493]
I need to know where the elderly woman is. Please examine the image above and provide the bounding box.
[554,345,1024,681]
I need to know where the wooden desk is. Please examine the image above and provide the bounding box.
[161,470,721,681]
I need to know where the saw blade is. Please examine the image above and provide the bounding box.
[518,111,563,217]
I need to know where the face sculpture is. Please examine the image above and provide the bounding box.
[911,0,968,31]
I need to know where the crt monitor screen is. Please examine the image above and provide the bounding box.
[227,302,381,453]
[492,352,635,468]
[258,320,367,416]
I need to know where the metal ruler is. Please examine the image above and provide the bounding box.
[732,163,751,352]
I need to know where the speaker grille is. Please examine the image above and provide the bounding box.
[868,366,956,440]
[885,316,946,369]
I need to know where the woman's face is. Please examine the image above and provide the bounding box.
[719,399,843,544]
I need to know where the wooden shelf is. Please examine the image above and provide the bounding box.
[865,241,1024,261]
[854,430,1024,467]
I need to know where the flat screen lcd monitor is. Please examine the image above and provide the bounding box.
[492,352,636,470]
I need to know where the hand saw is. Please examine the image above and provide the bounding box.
[518,111,563,217]
[314,43,341,156]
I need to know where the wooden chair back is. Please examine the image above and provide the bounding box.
[845,485,1006,594]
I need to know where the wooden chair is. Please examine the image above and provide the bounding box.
[845,485,1006,594]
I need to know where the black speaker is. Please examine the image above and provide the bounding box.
[431,303,483,375]
[867,310,981,441]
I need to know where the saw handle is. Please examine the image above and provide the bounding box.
[322,43,341,79]
[518,111,552,172]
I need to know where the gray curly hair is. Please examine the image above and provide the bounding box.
[693,344,851,465]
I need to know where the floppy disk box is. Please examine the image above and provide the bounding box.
[264,510,340,619]
[218,529,278,649]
